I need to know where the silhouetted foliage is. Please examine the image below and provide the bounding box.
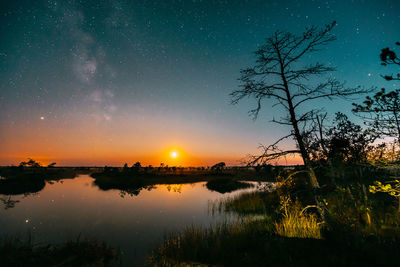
[19,158,41,168]
[211,162,226,173]
[122,163,129,173]
[131,162,142,173]
[353,42,400,143]
[380,42,400,80]
[325,113,375,164]
[353,89,400,142]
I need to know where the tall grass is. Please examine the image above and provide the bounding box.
[209,191,279,216]
[150,166,400,266]
[147,219,274,266]
[275,198,322,239]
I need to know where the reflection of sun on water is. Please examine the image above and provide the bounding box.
[166,184,183,193]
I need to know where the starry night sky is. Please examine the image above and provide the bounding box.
[0,0,399,166]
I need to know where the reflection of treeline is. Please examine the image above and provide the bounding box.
[0,159,76,195]
[91,161,272,197]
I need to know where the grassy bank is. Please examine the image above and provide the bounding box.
[148,218,400,266]
[209,191,276,215]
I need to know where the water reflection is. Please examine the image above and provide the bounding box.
[0,179,45,195]
[166,184,184,193]
[0,167,76,195]
[0,195,20,209]
[0,174,263,266]
[103,184,192,198]
[118,185,157,198]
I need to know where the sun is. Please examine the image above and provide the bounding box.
[170,151,178,158]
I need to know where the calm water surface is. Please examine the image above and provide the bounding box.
[0,174,263,265]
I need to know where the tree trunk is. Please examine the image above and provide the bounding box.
[287,105,319,188]
[277,48,320,189]
[294,128,320,189]
[281,79,319,188]
[306,163,319,188]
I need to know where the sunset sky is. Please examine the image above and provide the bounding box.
[0,0,399,166]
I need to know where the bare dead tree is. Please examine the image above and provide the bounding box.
[231,22,369,189]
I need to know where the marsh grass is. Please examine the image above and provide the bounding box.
[151,167,400,266]
[0,235,120,266]
[275,198,322,239]
[147,219,274,267]
[148,214,400,266]
[209,191,279,216]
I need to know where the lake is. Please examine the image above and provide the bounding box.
[0,174,264,266]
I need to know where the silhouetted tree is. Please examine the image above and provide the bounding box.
[211,162,226,172]
[231,22,368,188]
[353,89,400,143]
[123,163,129,172]
[380,42,400,80]
[131,162,141,173]
[19,158,41,168]
[353,42,400,143]
[104,166,110,173]
[325,113,375,163]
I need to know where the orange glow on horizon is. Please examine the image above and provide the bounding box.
[0,152,304,167]
[0,123,305,167]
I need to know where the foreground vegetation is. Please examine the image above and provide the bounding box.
[148,164,400,266]
[0,236,119,267]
